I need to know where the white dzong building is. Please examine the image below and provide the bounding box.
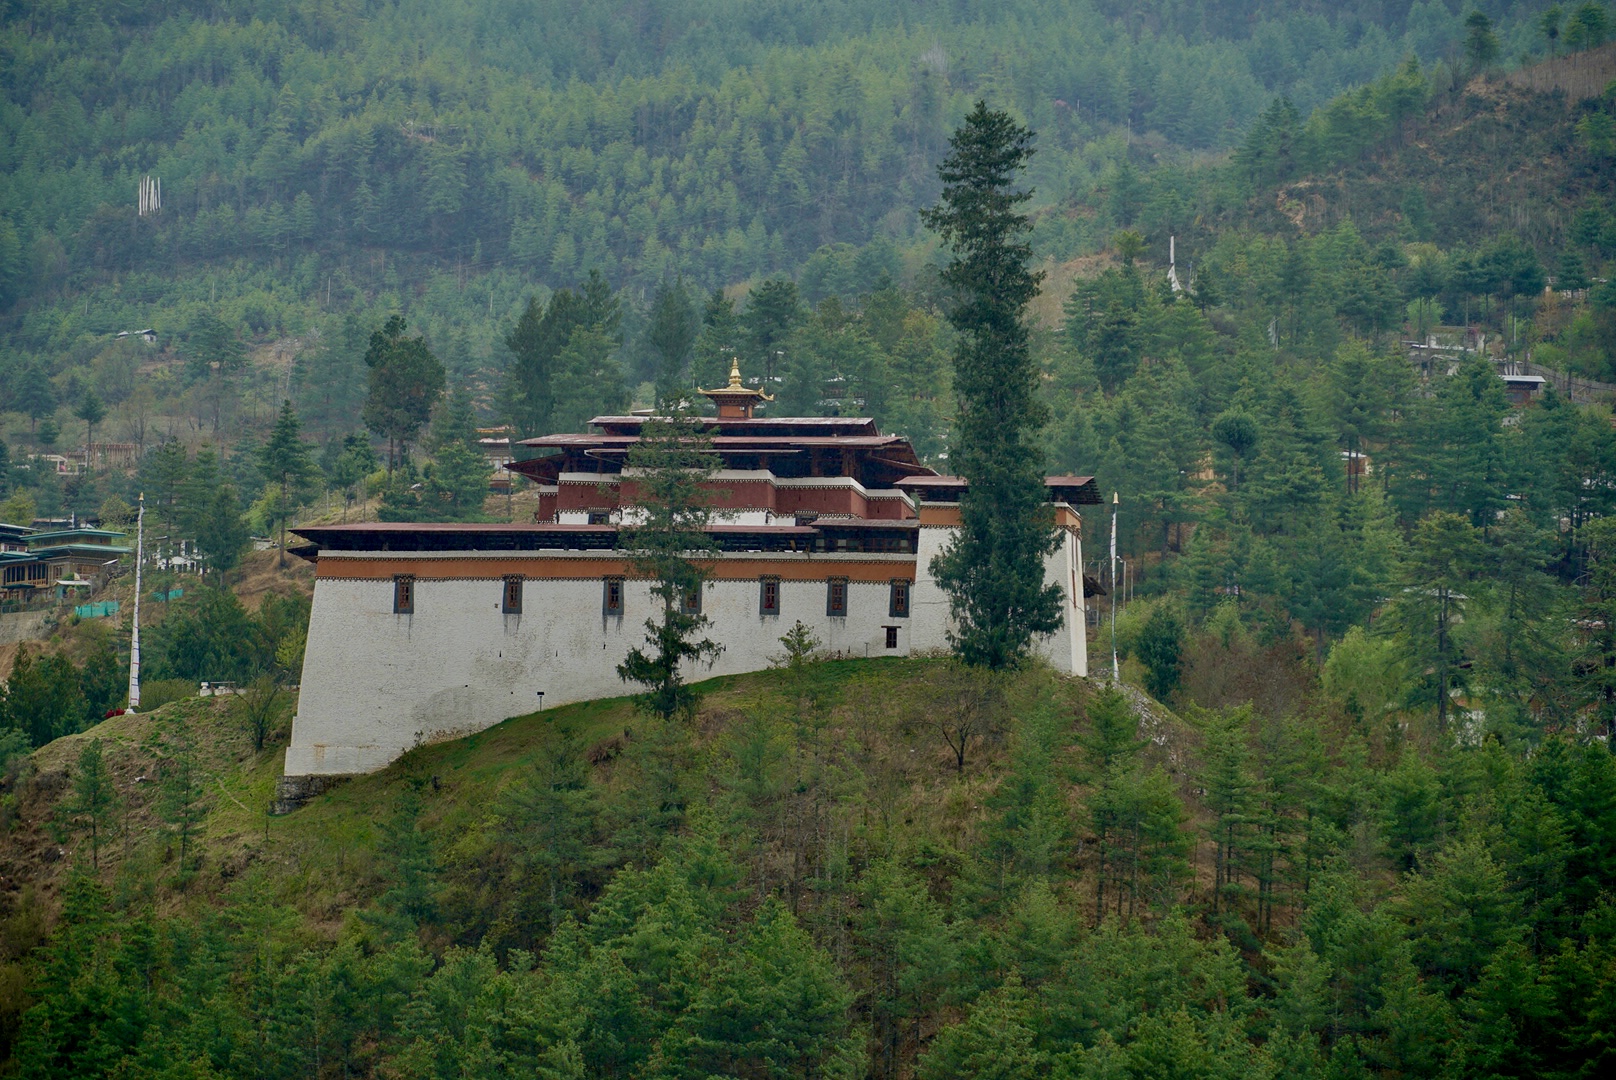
[281,363,1098,787]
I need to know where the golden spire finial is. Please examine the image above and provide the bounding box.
[727,356,744,388]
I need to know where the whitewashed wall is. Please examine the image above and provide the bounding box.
[287,525,1085,778]
[911,523,1088,677]
[288,551,921,776]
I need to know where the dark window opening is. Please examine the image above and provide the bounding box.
[587,510,611,525]
[827,577,848,617]
[603,576,624,617]
[681,584,703,615]
[889,578,911,618]
[502,575,523,614]
[760,576,780,616]
[885,625,899,649]
[393,575,415,614]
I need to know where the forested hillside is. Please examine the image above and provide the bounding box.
[6,659,1616,1079]
[0,2,1580,352]
[6,1,1616,1077]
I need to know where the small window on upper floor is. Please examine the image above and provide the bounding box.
[502,575,523,614]
[681,584,703,615]
[587,510,611,525]
[603,576,624,617]
[827,576,848,617]
[889,578,911,619]
[760,575,781,616]
[393,575,415,614]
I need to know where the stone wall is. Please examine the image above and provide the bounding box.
[285,529,1086,779]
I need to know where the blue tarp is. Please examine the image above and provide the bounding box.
[73,600,121,619]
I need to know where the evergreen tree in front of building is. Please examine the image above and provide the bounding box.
[919,103,1062,670]
[615,409,723,719]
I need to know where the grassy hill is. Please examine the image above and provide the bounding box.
[4,636,1614,1077]
[1,658,1100,928]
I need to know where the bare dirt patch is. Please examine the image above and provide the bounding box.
[231,548,315,610]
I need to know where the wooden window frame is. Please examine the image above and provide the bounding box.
[502,575,523,614]
[393,575,415,614]
[759,575,781,616]
[889,578,911,618]
[826,577,848,617]
[681,583,703,616]
[603,576,624,618]
[884,625,899,650]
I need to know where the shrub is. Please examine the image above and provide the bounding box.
[138,678,196,713]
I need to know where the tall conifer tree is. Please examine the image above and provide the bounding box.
[260,401,319,568]
[920,102,1061,669]
[616,409,723,719]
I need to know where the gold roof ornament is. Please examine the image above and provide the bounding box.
[700,358,773,417]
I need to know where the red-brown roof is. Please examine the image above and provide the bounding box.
[521,434,914,450]
[896,475,1102,505]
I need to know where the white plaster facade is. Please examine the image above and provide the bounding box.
[285,531,1086,778]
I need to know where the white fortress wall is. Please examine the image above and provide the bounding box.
[910,518,1087,677]
[286,550,927,777]
[1035,525,1088,677]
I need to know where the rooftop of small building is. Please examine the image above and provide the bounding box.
[896,474,1103,505]
[25,527,128,544]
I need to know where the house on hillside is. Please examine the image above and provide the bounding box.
[477,425,515,493]
[0,526,129,604]
[0,523,32,553]
[84,442,140,471]
[281,361,1100,785]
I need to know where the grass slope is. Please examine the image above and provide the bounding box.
[2,657,1122,935]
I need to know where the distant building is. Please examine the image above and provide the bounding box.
[84,442,140,471]
[477,425,515,493]
[282,362,1099,781]
[32,454,84,477]
[0,527,129,603]
[1500,373,1547,407]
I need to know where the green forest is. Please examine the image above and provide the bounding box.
[5,0,1616,1077]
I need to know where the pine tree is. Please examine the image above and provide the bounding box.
[363,316,446,468]
[920,102,1062,669]
[648,277,697,408]
[1575,517,1616,738]
[615,408,723,720]
[1200,706,1258,919]
[74,392,104,470]
[259,401,319,567]
[917,973,1044,1080]
[193,483,250,582]
[692,289,741,392]
[160,726,208,874]
[422,386,492,521]
[1389,511,1485,726]
[743,278,804,367]
[63,738,119,871]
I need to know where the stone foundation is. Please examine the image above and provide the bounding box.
[272,773,348,814]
